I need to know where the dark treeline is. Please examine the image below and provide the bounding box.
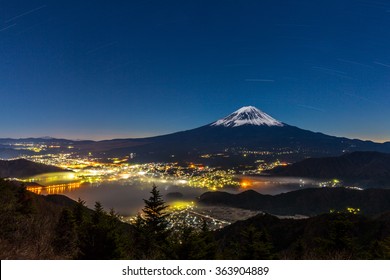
[1,179,390,260]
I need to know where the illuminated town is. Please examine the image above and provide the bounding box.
[4,140,294,190]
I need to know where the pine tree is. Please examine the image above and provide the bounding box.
[142,184,169,239]
[228,225,274,260]
[77,201,125,259]
[92,201,105,224]
[73,198,87,225]
[136,184,170,258]
[52,208,78,258]
[192,219,217,259]
[314,213,357,258]
[372,236,390,259]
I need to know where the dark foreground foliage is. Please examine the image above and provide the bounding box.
[1,179,390,259]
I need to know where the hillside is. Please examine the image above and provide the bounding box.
[0,159,64,178]
[270,151,390,187]
[215,212,390,259]
[199,187,390,216]
[0,179,133,259]
[0,179,82,259]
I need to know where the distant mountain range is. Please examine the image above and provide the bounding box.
[1,106,390,164]
[270,151,390,187]
[199,187,390,216]
[0,159,64,178]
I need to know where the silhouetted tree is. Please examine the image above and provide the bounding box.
[225,225,274,260]
[134,184,170,258]
[373,237,390,259]
[191,219,217,259]
[142,184,169,236]
[77,201,124,259]
[314,213,358,259]
[171,224,197,259]
[52,208,77,258]
[73,198,87,225]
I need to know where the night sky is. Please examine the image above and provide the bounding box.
[1,0,390,141]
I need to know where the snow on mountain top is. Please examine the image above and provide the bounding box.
[211,106,284,127]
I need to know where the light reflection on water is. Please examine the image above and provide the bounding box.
[237,176,318,195]
[24,172,78,185]
[27,174,319,216]
[30,180,206,216]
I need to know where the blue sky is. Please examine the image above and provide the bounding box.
[1,0,390,141]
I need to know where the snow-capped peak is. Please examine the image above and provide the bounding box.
[211,106,283,127]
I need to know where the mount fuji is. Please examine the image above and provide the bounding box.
[211,106,284,127]
[89,106,390,164]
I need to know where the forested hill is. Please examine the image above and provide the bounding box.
[270,151,390,187]
[0,179,133,259]
[215,212,390,259]
[0,159,64,178]
[199,187,390,216]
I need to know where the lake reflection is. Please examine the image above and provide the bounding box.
[28,175,319,216]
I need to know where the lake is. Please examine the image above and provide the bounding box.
[27,172,320,216]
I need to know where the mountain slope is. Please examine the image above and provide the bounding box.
[102,106,390,162]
